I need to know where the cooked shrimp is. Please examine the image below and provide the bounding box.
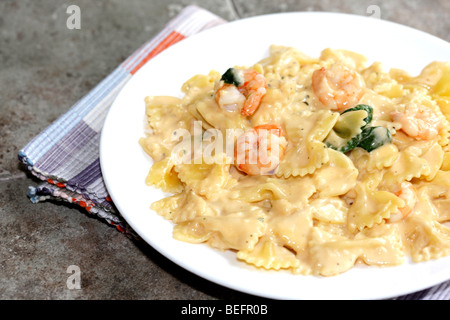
[391,104,443,140]
[215,68,267,116]
[312,63,365,110]
[388,182,417,223]
[235,124,287,175]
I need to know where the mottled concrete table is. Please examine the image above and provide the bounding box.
[1,0,449,300]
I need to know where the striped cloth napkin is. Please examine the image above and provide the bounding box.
[18,5,226,234]
[17,5,449,300]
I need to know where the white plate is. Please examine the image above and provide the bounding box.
[100,12,450,300]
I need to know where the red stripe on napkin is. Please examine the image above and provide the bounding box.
[130,30,186,75]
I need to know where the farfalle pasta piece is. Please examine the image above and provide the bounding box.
[173,209,266,251]
[416,171,450,222]
[354,223,405,266]
[276,110,339,178]
[181,70,220,102]
[189,98,247,131]
[310,223,404,276]
[441,152,450,171]
[427,169,450,186]
[347,146,397,195]
[285,110,340,143]
[268,206,314,253]
[350,143,399,173]
[432,63,450,122]
[432,199,450,222]
[236,236,300,271]
[230,175,316,208]
[381,147,429,185]
[320,48,368,72]
[145,157,183,193]
[174,155,237,200]
[276,140,329,178]
[151,190,217,223]
[433,63,450,96]
[139,134,171,163]
[314,220,350,238]
[260,45,320,77]
[309,198,348,224]
[403,210,450,262]
[312,148,358,197]
[434,95,450,123]
[308,227,361,276]
[139,96,194,161]
[362,62,406,98]
[420,142,445,180]
[380,140,444,187]
[228,175,279,202]
[347,182,404,232]
[390,61,448,96]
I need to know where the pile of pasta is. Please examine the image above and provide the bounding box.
[139,46,450,276]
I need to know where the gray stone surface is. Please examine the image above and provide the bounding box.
[1,0,449,300]
[0,180,247,299]
[235,0,450,42]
